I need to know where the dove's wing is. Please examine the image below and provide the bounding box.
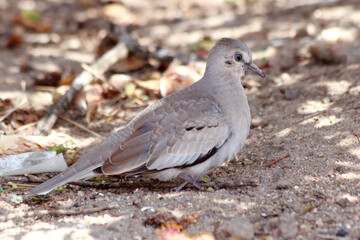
[101,97,231,175]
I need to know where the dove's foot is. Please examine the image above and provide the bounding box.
[172,175,205,191]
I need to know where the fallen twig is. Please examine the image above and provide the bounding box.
[0,97,27,122]
[33,41,129,136]
[59,115,104,140]
[3,122,37,134]
[81,63,106,82]
[266,154,290,167]
[0,203,120,221]
[40,196,68,207]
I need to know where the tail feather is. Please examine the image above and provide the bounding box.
[27,128,131,195]
[27,166,99,195]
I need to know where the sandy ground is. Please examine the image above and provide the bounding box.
[1,0,360,239]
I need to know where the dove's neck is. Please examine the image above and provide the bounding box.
[197,70,251,126]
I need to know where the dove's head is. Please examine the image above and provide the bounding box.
[205,38,265,80]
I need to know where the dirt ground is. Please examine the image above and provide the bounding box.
[1,0,360,239]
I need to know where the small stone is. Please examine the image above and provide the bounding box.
[280,87,300,100]
[217,216,254,240]
[141,206,155,212]
[336,229,348,237]
[279,213,298,238]
[264,124,273,130]
[315,218,323,227]
[251,116,268,128]
[309,41,347,64]
[299,224,308,235]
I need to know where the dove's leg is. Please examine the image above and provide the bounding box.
[172,174,205,191]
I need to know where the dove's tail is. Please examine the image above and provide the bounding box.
[27,129,130,195]
[27,165,99,195]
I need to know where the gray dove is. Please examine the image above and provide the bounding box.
[28,38,265,195]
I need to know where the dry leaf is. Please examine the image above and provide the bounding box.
[13,16,52,32]
[134,79,161,95]
[0,134,74,157]
[74,84,103,123]
[5,33,22,49]
[34,72,62,86]
[109,74,133,92]
[160,60,205,97]
[124,82,136,98]
[111,54,147,72]
[102,3,137,25]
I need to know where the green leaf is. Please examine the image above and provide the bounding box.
[206,187,214,192]
[92,177,112,182]
[262,57,268,66]
[8,182,31,190]
[47,145,70,154]
[54,186,65,192]
[125,82,136,97]
[280,201,287,207]
[32,195,51,204]
[20,9,41,21]
[200,177,211,183]
[199,37,215,51]
[142,94,149,101]
[8,182,18,189]
[302,204,316,214]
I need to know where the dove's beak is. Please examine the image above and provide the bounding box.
[246,62,265,78]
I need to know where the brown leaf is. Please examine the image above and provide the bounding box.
[109,74,133,92]
[134,79,161,95]
[0,99,13,112]
[160,61,205,97]
[102,3,137,25]
[34,72,62,86]
[74,84,103,116]
[13,16,52,33]
[0,134,74,157]
[5,33,22,49]
[111,54,147,72]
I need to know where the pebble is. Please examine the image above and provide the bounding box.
[279,213,298,238]
[217,216,254,240]
[315,218,324,227]
[336,229,348,237]
[140,206,155,212]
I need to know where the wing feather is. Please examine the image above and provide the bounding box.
[101,97,231,175]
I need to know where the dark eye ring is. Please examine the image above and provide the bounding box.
[234,52,243,62]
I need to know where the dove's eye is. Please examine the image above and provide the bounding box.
[234,52,243,62]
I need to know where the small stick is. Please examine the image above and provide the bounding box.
[266,154,290,167]
[33,41,129,136]
[0,203,119,221]
[40,196,68,207]
[354,133,360,144]
[3,122,37,134]
[59,115,104,140]
[81,63,106,82]
[0,97,27,122]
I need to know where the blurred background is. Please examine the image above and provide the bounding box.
[1,0,360,239]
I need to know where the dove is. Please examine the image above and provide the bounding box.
[28,38,265,195]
